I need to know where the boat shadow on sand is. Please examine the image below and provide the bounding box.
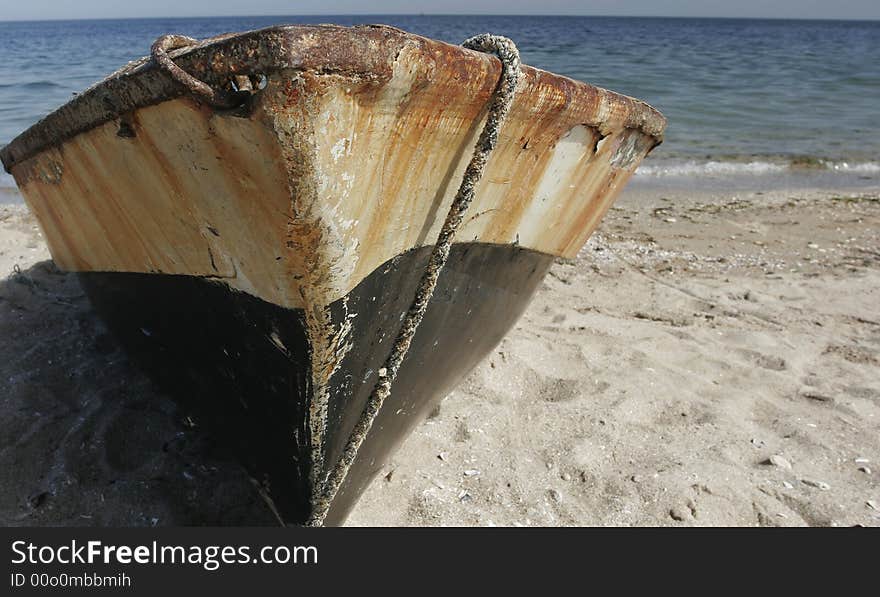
[0,261,276,526]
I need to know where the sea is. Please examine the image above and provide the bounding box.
[1,15,879,199]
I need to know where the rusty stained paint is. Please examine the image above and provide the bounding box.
[2,24,664,170]
[13,98,304,301]
[295,44,663,296]
[261,70,364,498]
[8,32,663,312]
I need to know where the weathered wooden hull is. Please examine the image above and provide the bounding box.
[0,24,665,525]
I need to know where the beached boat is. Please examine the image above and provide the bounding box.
[0,24,664,525]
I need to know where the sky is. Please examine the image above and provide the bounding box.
[0,0,878,22]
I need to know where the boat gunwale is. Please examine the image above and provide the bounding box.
[0,23,666,173]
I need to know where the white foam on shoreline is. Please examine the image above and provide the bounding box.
[824,161,880,173]
[635,159,880,177]
[636,160,786,177]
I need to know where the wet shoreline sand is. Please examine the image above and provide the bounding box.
[1,183,878,526]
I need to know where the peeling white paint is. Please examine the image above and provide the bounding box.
[330,137,349,162]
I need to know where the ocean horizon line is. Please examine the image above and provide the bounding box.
[1,14,879,25]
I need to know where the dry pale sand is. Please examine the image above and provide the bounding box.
[1,184,879,527]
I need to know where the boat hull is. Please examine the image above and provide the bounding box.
[1,24,665,524]
[79,242,553,524]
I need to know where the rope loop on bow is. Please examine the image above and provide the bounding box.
[151,34,247,109]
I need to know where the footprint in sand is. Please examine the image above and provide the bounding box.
[843,386,879,400]
[736,348,787,371]
[823,344,879,367]
[537,376,608,403]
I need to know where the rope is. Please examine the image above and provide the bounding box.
[308,34,521,526]
[151,34,247,109]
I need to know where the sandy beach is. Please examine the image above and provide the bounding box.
[1,182,878,527]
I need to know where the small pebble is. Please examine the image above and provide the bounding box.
[767,455,792,470]
[437,452,448,461]
[854,457,870,464]
[561,472,571,482]
[801,391,833,403]
[858,466,872,475]
[782,481,794,489]
[669,506,690,521]
[867,500,878,512]
[549,489,561,503]
[801,479,830,490]
[463,469,480,477]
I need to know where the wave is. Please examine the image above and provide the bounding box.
[0,80,64,90]
[635,158,880,177]
[823,161,880,173]
[635,160,786,177]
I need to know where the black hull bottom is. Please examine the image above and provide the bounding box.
[78,242,553,525]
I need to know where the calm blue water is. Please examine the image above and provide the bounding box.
[1,15,879,193]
